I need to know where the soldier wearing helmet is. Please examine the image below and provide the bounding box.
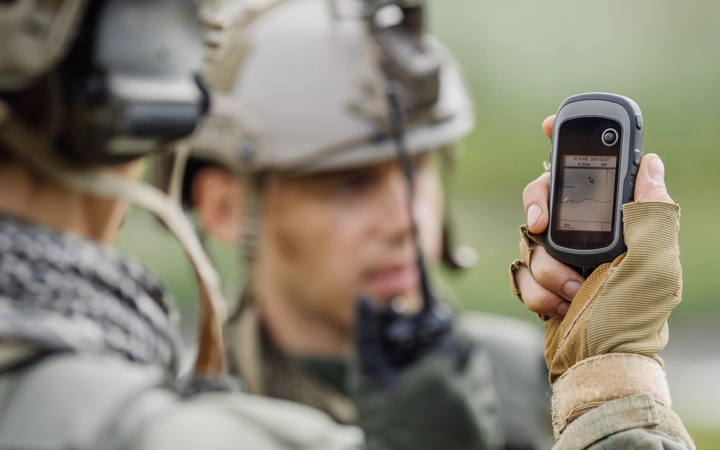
[164,1,698,448]
[159,1,552,448]
[0,1,511,449]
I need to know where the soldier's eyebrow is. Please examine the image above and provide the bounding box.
[298,165,384,184]
[289,153,430,186]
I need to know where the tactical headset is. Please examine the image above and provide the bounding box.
[0,0,208,167]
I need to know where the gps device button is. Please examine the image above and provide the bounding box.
[636,114,643,130]
[633,149,642,166]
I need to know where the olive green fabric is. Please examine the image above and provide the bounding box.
[227,298,357,424]
[458,314,553,450]
[228,297,507,449]
[349,330,504,450]
[134,386,364,450]
[556,394,693,450]
[302,357,348,396]
[228,292,553,449]
[0,351,364,450]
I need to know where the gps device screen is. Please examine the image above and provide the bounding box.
[557,155,617,232]
[551,117,622,249]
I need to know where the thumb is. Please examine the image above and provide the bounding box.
[634,154,673,203]
[542,115,555,139]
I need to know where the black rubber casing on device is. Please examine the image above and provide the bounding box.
[546,93,644,269]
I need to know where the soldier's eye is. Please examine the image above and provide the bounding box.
[336,173,377,196]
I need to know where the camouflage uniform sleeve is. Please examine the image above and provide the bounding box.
[553,394,692,450]
[0,351,363,450]
[134,391,364,450]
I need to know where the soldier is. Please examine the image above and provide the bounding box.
[163,1,697,448]
[157,0,551,448]
[0,1,506,449]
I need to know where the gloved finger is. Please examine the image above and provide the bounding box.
[634,154,674,203]
[542,115,556,139]
[529,245,585,302]
[522,171,551,234]
[514,264,570,318]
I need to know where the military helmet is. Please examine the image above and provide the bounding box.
[0,0,89,91]
[171,0,474,178]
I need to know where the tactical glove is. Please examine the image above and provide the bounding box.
[543,202,681,379]
[512,201,692,444]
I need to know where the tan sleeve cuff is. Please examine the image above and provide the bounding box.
[551,353,671,438]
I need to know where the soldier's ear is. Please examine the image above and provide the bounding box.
[192,166,245,245]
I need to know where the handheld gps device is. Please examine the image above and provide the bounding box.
[546,93,643,270]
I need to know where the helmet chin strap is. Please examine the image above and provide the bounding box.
[385,80,433,311]
[0,101,228,378]
[229,170,266,316]
[167,142,192,206]
[352,80,452,370]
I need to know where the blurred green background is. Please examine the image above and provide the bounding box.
[428,0,720,326]
[117,0,720,443]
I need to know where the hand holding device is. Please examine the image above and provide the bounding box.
[511,95,672,319]
[509,100,689,445]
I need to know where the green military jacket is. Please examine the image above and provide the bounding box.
[225,294,695,450]
[0,345,365,450]
[226,297,553,449]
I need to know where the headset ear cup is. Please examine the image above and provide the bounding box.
[53,0,207,167]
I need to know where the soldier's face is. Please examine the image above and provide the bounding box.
[194,154,444,334]
[257,154,443,331]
